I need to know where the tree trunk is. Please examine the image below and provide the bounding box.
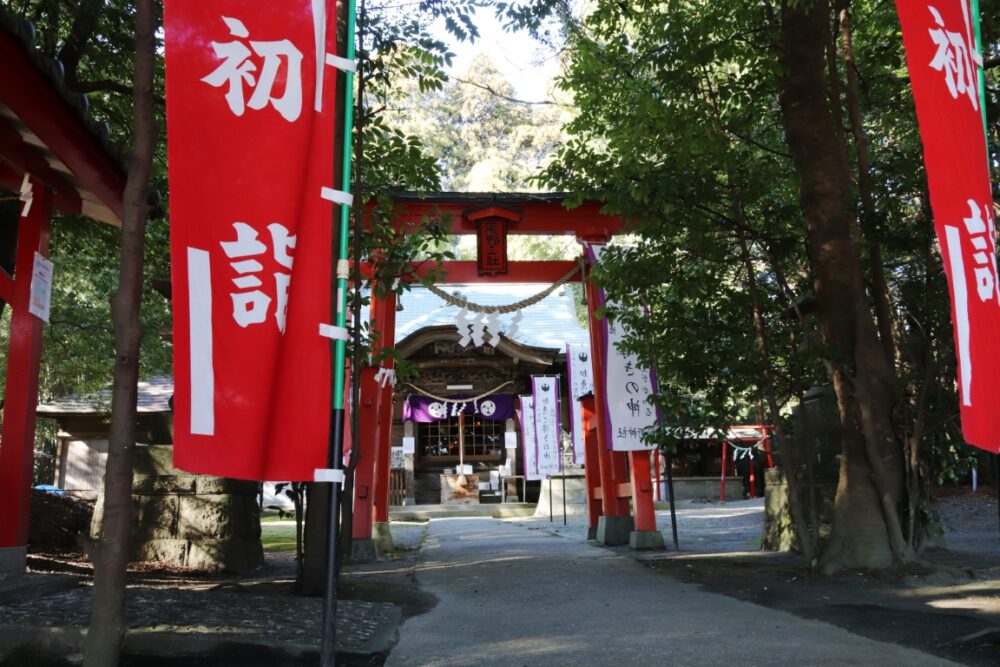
[776,0,911,572]
[82,0,156,663]
[738,233,816,562]
[837,0,896,368]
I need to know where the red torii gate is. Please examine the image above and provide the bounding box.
[353,193,663,550]
[0,17,126,572]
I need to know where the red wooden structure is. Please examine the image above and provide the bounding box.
[0,16,125,572]
[355,194,663,548]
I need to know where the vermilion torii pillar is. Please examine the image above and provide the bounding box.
[369,287,397,552]
[580,395,604,540]
[0,180,51,572]
[351,367,380,558]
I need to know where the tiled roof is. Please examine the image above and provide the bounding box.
[37,376,173,415]
[394,283,589,350]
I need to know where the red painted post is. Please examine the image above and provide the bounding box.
[720,439,728,503]
[583,267,627,517]
[352,368,380,540]
[371,289,396,524]
[0,181,51,565]
[580,396,603,534]
[629,451,657,532]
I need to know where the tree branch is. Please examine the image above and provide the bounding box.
[75,79,166,106]
[451,75,567,107]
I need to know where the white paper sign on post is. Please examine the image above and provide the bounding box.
[531,376,563,479]
[504,431,518,450]
[566,343,593,464]
[401,436,415,455]
[28,252,53,323]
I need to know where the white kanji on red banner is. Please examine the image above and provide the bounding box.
[927,4,982,111]
[166,0,341,479]
[219,221,296,332]
[896,0,1000,452]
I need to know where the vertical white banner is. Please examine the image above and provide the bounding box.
[518,396,538,480]
[566,343,593,464]
[589,244,658,452]
[531,376,563,479]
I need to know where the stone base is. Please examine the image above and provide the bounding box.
[372,522,395,557]
[587,526,598,541]
[0,546,26,574]
[534,475,588,518]
[596,515,634,546]
[629,530,666,551]
[92,445,264,574]
[351,538,377,563]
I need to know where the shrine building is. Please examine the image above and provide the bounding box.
[388,282,589,505]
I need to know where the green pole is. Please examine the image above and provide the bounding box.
[334,0,358,409]
[321,0,358,663]
[972,0,988,140]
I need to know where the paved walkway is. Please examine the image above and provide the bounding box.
[387,517,958,667]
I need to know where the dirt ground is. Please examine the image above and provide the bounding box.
[632,489,1000,667]
[15,489,1000,665]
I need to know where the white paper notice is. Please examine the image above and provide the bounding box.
[28,252,53,323]
[504,431,518,450]
[402,436,416,454]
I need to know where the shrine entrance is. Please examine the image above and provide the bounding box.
[352,192,666,552]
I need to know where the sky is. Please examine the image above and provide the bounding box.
[434,7,563,102]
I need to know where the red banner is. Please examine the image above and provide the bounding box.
[896,1,1000,452]
[165,1,339,478]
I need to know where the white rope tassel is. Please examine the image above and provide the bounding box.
[507,311,523,339]
[19,173,33,217]
[456,308,472,347]
[374,366,397,388]
[470,314,486,348]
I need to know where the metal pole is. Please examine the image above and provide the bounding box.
[549,475,553,522]
[458,412,465,473]
[562,472,567,526]
[664,448,679,550]
[321,0,358,663]
[720,440,728,503]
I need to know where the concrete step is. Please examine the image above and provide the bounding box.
[389,503,536,521]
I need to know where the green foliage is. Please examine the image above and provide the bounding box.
[532,0,991,484]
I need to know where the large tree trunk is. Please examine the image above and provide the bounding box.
[776,0,911,573]
[82,0,156,664]
[837,0,896,368]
